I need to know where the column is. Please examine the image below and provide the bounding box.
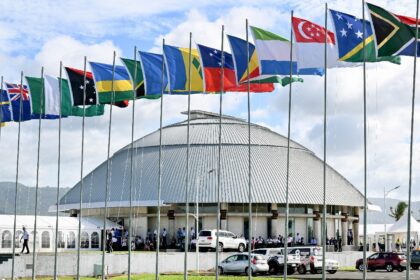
[271,203,279,237]
[167,208,175,241]
[341,206,348,245]
[221,203,228,230]
[313,205,321,245]
[353,207,360,246]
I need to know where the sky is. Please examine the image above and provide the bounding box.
[0,0,419,203]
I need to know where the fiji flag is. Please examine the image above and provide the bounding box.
[138,51,167,96]
[0,90,12,123]
[5,83,32,122]
[89,62,134,104]
[330,9,400,64]
[163,45,203,93]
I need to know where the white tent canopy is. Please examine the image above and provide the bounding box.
[388,213,420,233]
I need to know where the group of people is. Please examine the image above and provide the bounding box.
[250,233,308,250]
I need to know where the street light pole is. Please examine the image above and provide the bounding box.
[384,185,400,252]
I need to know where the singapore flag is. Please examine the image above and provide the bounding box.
[292,16,350,69]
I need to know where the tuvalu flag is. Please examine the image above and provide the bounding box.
[89,62,134,103]
[197,44,274,93]
[367,3,420,57]
[163,45,204,93]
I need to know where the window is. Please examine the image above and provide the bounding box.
[41,231,50,248]
[81,232,89,249]
[91,232,99,249]
[368,253,379,260]
[237,254,248,261]
[225,255,238,263]
[57,231,65,248]
[67,232,76,248]
[2,230,12,248]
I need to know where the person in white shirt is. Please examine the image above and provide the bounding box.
[20,226,30,254]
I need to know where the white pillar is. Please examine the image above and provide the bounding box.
[341,206,348,245]
[221,203,228,230]
[353,207,360,246]
[313,205,321,245]
[271,203,279,237]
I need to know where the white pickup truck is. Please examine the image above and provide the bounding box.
[288,246,339,274]
[252,248,301,275]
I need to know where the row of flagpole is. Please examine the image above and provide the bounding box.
[4,1,420,278]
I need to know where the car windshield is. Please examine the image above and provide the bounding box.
[199,231,211,237]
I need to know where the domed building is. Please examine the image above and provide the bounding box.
[57,110,365,246]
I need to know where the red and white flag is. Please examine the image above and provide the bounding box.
[292,16,347,69]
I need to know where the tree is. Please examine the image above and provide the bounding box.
[389,202,408,221]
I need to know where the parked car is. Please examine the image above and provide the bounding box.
[218,253,269,275]
[198,229,246,252]
[411,249,420,269]
[355,252,406,272]
[263,248,301,275]
[252,248,281,259]
[289,246,339,274]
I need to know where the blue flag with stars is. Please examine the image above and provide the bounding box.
[330,9,400,64]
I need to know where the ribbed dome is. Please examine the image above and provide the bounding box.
[58,110,365,210]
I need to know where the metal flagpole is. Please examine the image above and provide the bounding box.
[11,71,24,280]
[76,57,88,280]
[101,51,117,280]
[156,38,165,280]
[283,10,294,280]
[246,19,253,280]
[128,46,138,280]
[362,2,368,280]
[321,4,328,280]
[53,61,64,280]
[215,25,224,280]
[184,31,193,280]
[406,1,419,279]
[32,66,44,280]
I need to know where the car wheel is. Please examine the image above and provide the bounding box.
[246,267,254,276]
[327,270,337,274]
[412,264,419,270]
[268,263,279,275]
[218,267,223,275]
[386,263,394,272]
[358,264,366,272]
[297,265,306,274]
[218,242,223,252]
[287,267,296,275]
[238,243,245,252]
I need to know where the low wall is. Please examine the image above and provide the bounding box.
[0,251,366,278]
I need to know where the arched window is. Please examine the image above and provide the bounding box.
[41,231,50,248]
[81,232,89,249]
[91,232,99,249]
[2,230,12,248]
[57,231,65,248]
[67,232,76,249]
[15,230,22,248]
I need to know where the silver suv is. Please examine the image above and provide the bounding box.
[198,229,246,252]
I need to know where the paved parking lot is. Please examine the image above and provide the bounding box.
[285,270,420,279]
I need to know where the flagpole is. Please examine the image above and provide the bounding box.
[283,10,294,280]
[215,25,224,280]
[362,1,368,280]
[101,51,116,280]
[322,4,328,280]
[184,31,192,280]
[53,61,64,280]
[155,38,165,280]
[128,46,138,280]
[32,66,44,280]
[406,1,419,279]
[76,57,87,280]
[11,71,24,280]
[246,18,253,280]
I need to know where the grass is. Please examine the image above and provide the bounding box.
[338,266,357,271]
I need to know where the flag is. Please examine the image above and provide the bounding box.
[367,3,420,57]
[248,26,323,76]
[0,90,12,123]
[292,16,349,69]
[26,75,72,119]
[138,51,167,95]
[330,9,401,64]
[120,58,155,99]
[89,62,133,103]
[197,44,275,93]
[163,45,204,93]
[64,67,98,105]
[228,34,304,87]
[5,83,32,122]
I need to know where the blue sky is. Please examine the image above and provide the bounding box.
[0,0,419,205]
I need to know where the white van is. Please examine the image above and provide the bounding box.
[198,229,246,252]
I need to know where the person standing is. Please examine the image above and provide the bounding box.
[107,229,113,253]
[20,226,30,254]
[162,228,167,248]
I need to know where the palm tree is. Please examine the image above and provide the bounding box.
[389,202,408,221]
